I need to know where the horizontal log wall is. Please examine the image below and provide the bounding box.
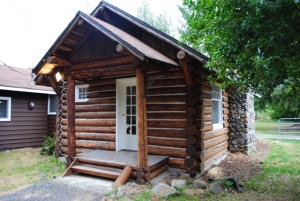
[59,55,136,153]
[146,70,187,168]
[198,82,230,172]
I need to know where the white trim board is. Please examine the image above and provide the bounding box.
[0,86,55,95]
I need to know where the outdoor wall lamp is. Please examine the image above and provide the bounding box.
[55,71,63,82]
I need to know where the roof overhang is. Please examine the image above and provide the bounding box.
[33,11,179,78]
[0,86,55,95]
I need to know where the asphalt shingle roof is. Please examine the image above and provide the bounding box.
[0,65,54,93]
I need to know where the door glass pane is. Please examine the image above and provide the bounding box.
[132,126,136,135]
[132,116,136,124]
[126,116,131,124]
[132,96,136,105]
[132,106,136,115]
[126,86,131,95]
[126,106,131,115]
[132,86,136,95]
[126,96,131,105]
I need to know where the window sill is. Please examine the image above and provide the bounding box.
[213,123,223,130]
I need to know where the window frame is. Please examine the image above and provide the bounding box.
[0,96,11,121]
[75,84,89,102]
[48,95,58,115]
[211,84,223,130]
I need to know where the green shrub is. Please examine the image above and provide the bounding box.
[41,135,55,155]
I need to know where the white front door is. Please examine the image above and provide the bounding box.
[116,78,138,151]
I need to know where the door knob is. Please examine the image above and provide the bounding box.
[126,126,131,134]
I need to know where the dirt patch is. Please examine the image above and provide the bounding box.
[203,139,270,182]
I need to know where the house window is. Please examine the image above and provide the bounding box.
[75,84,89,102]
[0,96,11,121]
[212,84,223,129]
[48,95,58,115]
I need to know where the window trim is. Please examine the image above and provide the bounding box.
[75,84,89,102]
[48,95,58,115]
[211,84,223,130]
[0,96,11,121]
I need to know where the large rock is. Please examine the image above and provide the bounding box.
[193,179,208,189]
[178,174,190,180]
[117,185,147,199]
[210,182,223,194]
[207,166,224,179]
[171,179,187,188]
[151,183,179,197]
[184,189,205,196]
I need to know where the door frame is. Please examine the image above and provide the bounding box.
[116,77,138,151]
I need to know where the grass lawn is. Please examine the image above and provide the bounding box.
[255,119,278,135]
[0,147,66,195]
[2,140,300,200]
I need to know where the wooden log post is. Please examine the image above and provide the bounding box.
[67,75,76,160]
[136,67,148,169]
[112,166,132,188]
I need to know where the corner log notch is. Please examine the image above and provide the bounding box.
[177,50,194,88]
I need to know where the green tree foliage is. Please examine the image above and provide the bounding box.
[269,81,300,119]
[182,0,300,101]
[178,5,201,52]
[137,1,174,36]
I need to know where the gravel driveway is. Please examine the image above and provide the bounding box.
[0,175,112,201]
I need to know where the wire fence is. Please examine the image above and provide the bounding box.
[278,118,300,140]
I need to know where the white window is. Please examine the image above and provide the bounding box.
[75,84,89,102]
[0,97,11,121]
[212,84,223,129]
[48,95,59,115]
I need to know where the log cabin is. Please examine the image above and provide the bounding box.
[0,65,56,150]
[32,1,255,185]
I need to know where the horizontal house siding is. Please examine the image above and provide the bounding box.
[47,115,56,137]
[0,90,49,150]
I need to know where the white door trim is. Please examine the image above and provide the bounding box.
[116,77,138,151]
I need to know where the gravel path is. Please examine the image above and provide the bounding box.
[0,180,104,201]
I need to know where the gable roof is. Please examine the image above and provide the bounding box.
[33,1,208,78]
[91,1,208,63]
[0,65,55,94]
[81,13,179,66]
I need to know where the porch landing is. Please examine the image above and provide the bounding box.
[77,150,169,171]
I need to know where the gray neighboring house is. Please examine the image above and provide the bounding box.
[0,65,57,150]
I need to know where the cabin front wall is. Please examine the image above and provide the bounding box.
[56,57,230,173]
[53,24,230,172]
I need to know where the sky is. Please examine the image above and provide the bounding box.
[0,0,183,69]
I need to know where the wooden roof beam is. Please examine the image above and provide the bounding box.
[116,44,132,56]
[100,6,114,25]
[46,56,72,67]
[45,75,62,96]
[177,50,194,88]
